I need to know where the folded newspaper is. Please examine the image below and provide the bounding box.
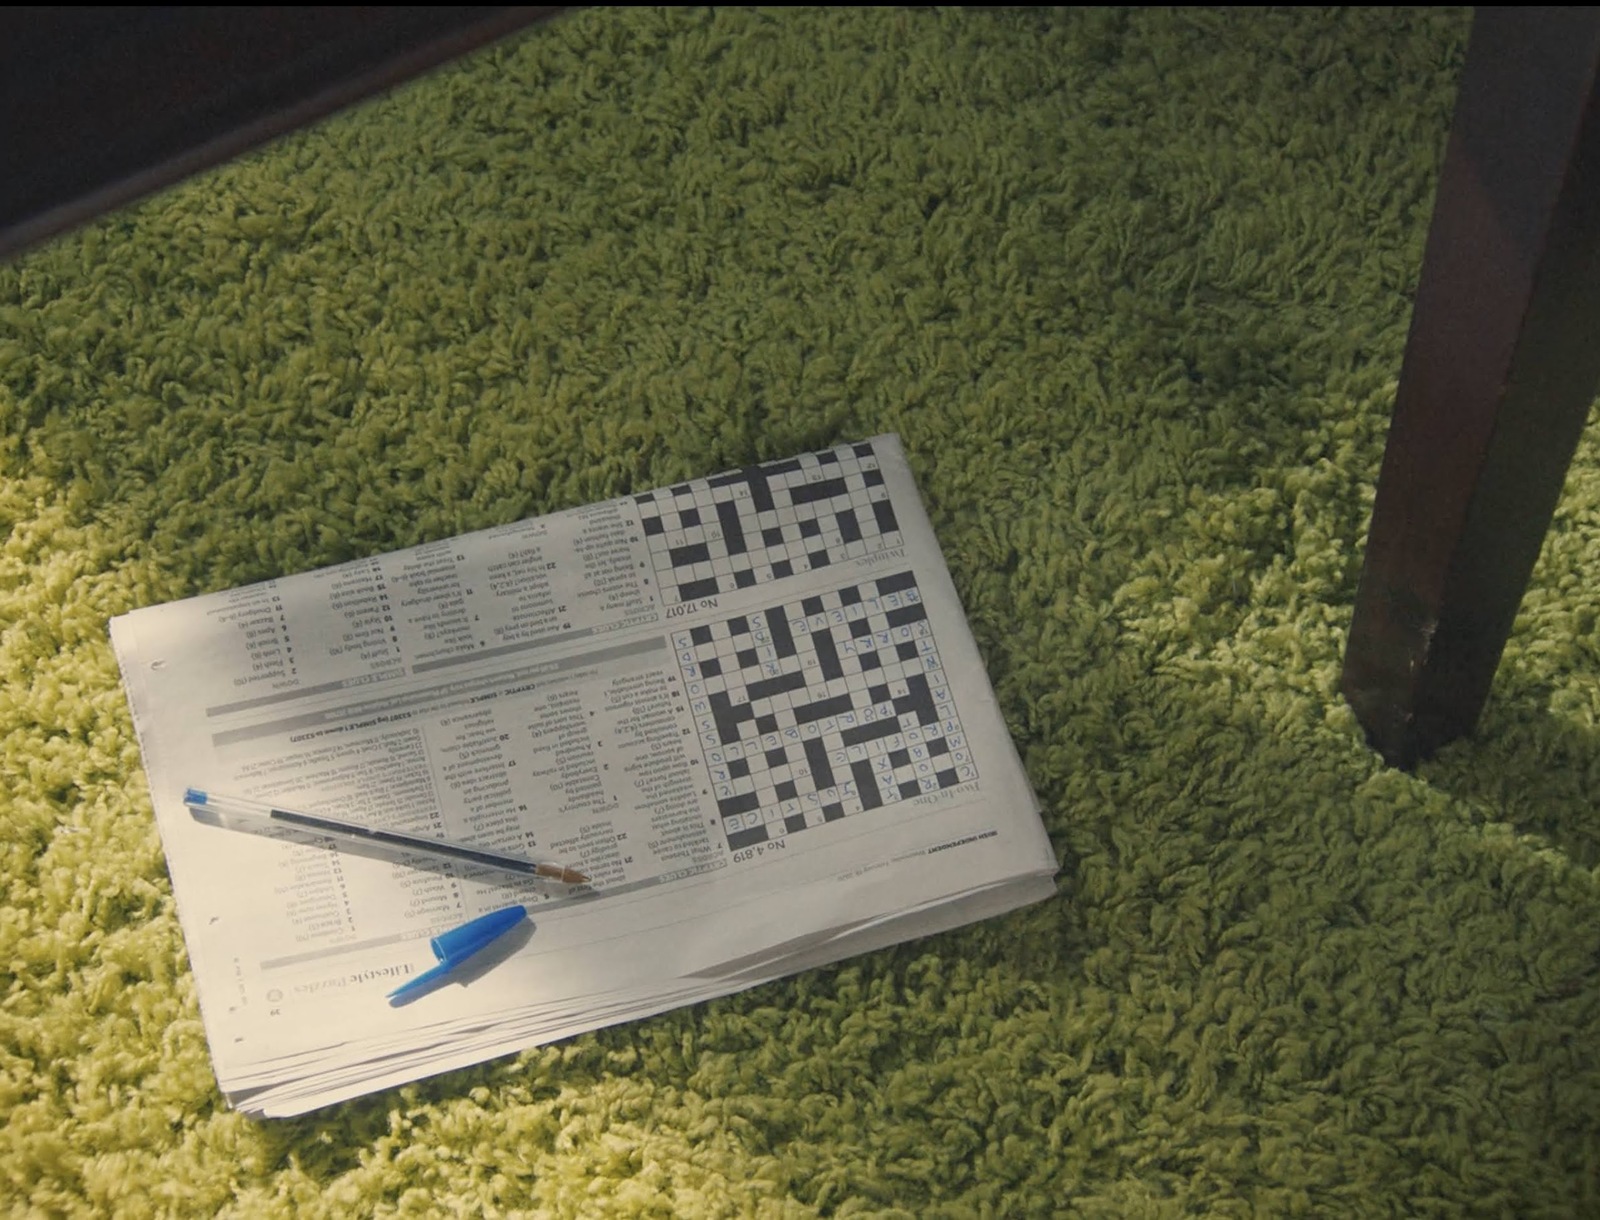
[110,435,1057,1116]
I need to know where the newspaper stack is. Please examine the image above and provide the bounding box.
[111,435,1057,1116]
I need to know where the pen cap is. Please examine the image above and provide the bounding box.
[431,905,527,967]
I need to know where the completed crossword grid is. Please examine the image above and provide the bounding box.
[636,441,902,605]
[671,571,977,851]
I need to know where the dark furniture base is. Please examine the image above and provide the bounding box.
[0,6,564,261]
[1341,6,1600,768]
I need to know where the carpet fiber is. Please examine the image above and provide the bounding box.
[5,6,1600,1216]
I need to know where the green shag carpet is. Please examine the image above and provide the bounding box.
[5,6,1600,1216]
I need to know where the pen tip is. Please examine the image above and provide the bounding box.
[536,863,589,885]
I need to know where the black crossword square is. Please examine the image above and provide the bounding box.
[808,549,830,568]
[851,619,873,639]
[766,747,787,768]
[840,586,862,606]
[671,484,692,496]
[875,573,908,596]
[736,648,758,669]
[776,781,798,802]
[772,560,794,578]
[929,737,950,757]
[702,658,722,677]
[784,812,807,832]
[728,824,768,849]
[691,625,713,645]
[823,802,845,821]
[729,757,751,778]
[896,641,919,661]
[762,527,784,547]
[729,615,750,634]
[889,749,910,768]
[734,569,757,589]
[818,451,840,465]
[853,442,874,458]
[868,683,891,704]
[864,468,885,486]
[800,519,822,538]
[679,507,701,527]
[802,596,824,616]
[643,516,665,536]
[859,652,882,671]
[899,780,921,800]
[755,713,778,734]
[937,769,959,788]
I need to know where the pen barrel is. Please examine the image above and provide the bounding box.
[184,789,588,884]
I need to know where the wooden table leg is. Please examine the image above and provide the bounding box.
[1342,7,1600,768]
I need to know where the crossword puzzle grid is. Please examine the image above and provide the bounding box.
[636,441,903,605]
[671,571,977,851]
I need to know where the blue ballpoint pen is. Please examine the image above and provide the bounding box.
[388,905,530,1004]
[183,788,589,885]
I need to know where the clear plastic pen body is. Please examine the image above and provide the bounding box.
[182,788,589,884]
